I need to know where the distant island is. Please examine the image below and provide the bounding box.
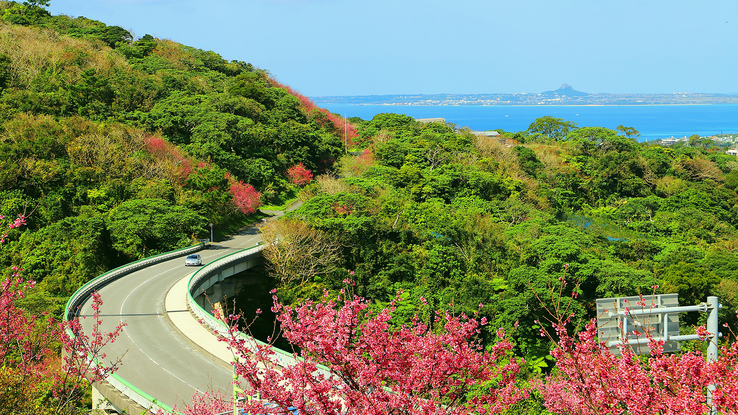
[313,84,738,106]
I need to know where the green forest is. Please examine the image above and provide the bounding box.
[0,1,346,316]
[3,0,738,396]
[273,112,738,370]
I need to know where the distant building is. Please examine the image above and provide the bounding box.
[415,117,446,124]
[472,131,500,137]
[659,137,688,146]
[727,149,738,156]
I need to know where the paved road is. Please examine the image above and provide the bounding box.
[77,226,264,410]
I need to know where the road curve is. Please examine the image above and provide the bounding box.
[77,226,263,410]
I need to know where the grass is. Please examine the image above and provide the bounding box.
[259,199,297,211]
[260,190,298,211]
[211,211,270,242]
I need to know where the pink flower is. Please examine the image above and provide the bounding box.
[695,325,712,340]
[286,163,313,186]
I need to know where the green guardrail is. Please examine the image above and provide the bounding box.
[64,242,205,414]
[187,243,263,296]
[65,242,205,321]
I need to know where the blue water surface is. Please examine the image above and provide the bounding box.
[320,103,738,141]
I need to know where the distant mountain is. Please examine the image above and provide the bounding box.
[540,84,589,97]
[313,87,738,106]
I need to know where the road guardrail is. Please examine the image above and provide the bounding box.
[64,243,205,414]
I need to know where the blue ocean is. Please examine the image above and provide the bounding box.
[319,104,738,141]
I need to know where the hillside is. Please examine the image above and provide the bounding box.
[0,0,352,313]
[3,2,738,413]
[263,113,738,374]
[540,83,588,97]
[2,0,738,363]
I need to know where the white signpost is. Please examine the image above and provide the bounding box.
[596,294,720,413]
[596,293,680,355]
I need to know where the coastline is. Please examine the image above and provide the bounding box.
[312,91,738,107]
[319,103,738,140]
[317,102,725,107]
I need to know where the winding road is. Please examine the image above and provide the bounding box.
[77,226,263,410]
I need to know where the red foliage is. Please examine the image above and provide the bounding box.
[358,148,374,166]
[0,215,125,413]
[269,78,358,145]
[331,203,353,215]
[0,213,25,243]
[178,390,232,415]
[711,339,738,409]
[144,135,193,182]
[324,110,358,143]
[214,286,524,415]
[60,292,126,403]
[539,320,716,414]
[229,181,262,214]
[287,163,313,186]
[204,267,738,415]
[143,135,168,157]
[534,273,738,415]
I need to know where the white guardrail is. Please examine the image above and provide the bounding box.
[65,243,205,414]
[187,244,302,369]
[187,244,333,375]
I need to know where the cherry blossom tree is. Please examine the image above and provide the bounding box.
[0,212,125,414]
[229,180,262,215]
[178,265,738,415]
[535,271,738,415]
[179,390,232,415]
[175,258,738,415]
[287,163,313,187]
[144,134,193,183]
[539,319,715,415]
[215,283,525,415]
[57,291,125,413]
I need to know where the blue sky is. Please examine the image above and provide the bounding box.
[49,0,738,97]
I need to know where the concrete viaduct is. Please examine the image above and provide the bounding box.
[64,227,289,414]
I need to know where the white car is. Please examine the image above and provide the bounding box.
[184,254,202,266]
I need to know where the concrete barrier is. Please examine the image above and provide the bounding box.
[65,240,326,414]
[187,244,331,374]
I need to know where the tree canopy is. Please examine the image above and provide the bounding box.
[267,113,738,373]
[0,3,352,307]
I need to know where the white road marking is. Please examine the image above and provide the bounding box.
[119,264,203,390]
[94,233,264,401]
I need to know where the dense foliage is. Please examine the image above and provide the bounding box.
[0,0,349,313]
[3,1,738,413]
[217,286,524,415]
[268,112,738,377]
[212,280,738,415]
[0,214,125,415]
